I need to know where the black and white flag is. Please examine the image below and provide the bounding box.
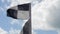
[7,3,31,34]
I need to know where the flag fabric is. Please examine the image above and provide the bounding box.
[20,19,31,34]
[7,3,31,34]
[7,3,31,20]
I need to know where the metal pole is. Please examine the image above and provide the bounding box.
[20,3,31,34]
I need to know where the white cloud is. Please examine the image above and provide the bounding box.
[9,28,20,34]
[32,0,57,30]
[10,19,19,25]
[57,30,60,34]
[0,27,8,34]
[10,19,28,26]
[32,0,60,30]
[32,0,60,34]
[32,30,36,34]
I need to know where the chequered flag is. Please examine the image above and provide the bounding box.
[7,3,31,20]
[7,3,31,34]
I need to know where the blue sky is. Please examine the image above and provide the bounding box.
[0,0,59,34]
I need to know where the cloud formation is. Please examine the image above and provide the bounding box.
[32,0,55,30]
[9,28,20,34]
[32,0,60,33]
[0,27,8,34]
[0,27,20,34]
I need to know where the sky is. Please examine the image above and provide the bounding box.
[0,0,60,34]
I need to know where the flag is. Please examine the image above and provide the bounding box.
[7,3,31,34]
[20,19,31,34]
[7,3,31,20]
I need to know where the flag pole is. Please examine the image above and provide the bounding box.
[20,3,31,34]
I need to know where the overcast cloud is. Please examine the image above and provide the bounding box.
[1,0,60,34]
